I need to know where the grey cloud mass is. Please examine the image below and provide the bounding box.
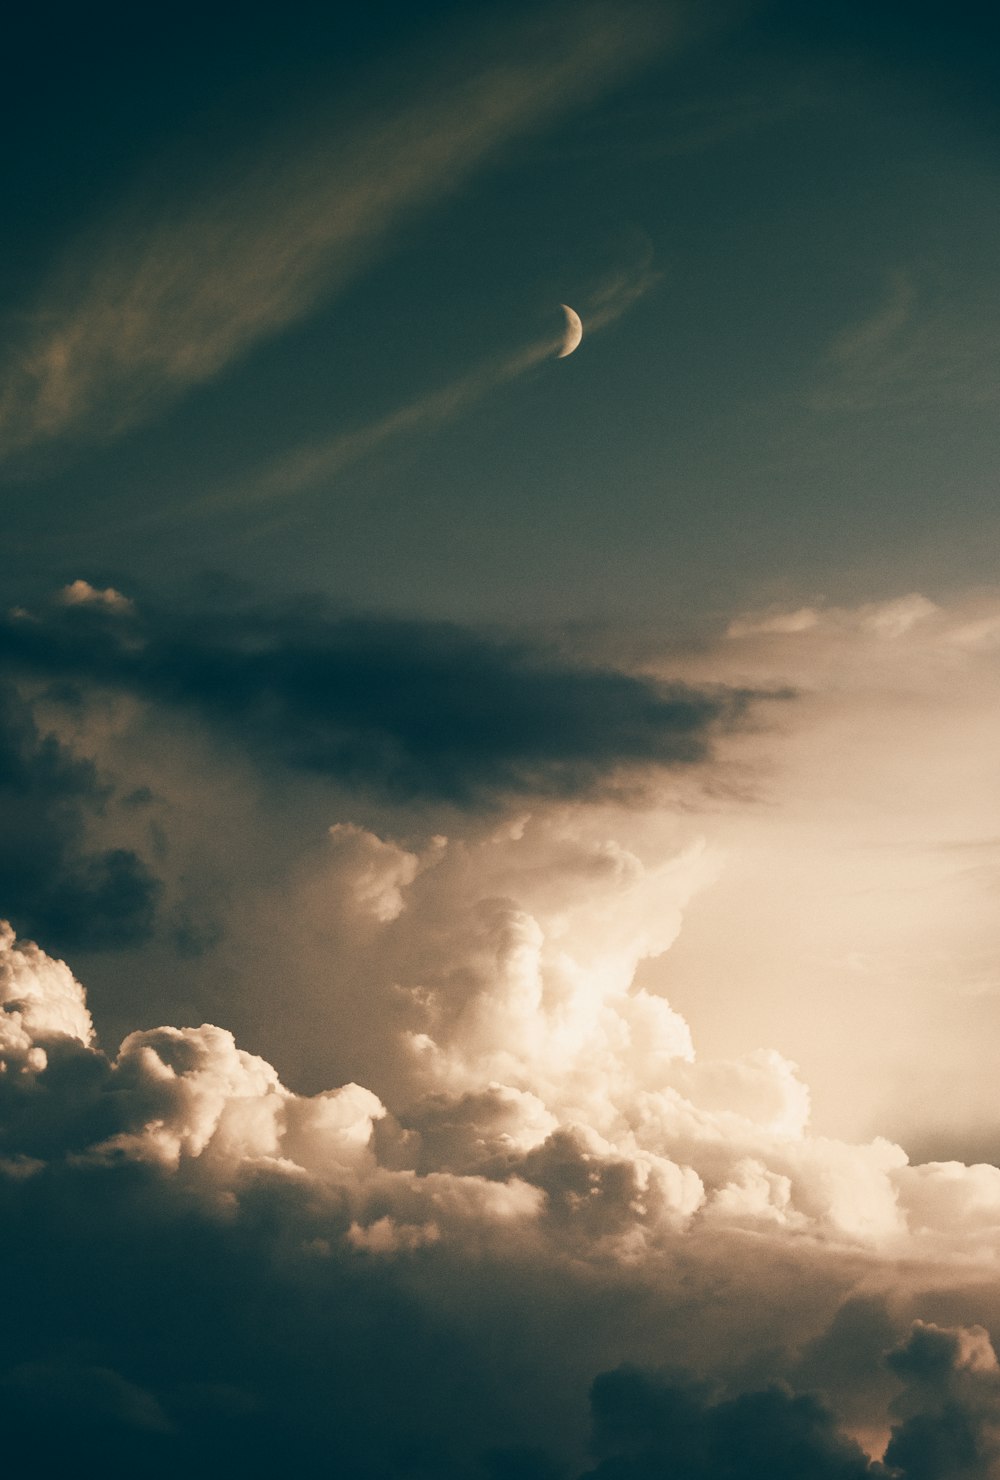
[0,682,159,952]
[582,1367,878,1480]
[0,593,754,805]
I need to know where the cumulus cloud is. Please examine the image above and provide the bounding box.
[326,823,422,924]
[3,795,1000,1262]
[58,579,134,615]
[581,1366,878,1479]
[2,784,1000,1478]
[634,589,1000,1157]
[885,1322,1000,1480]
[0,681,160,951]
[3,602,996,1260]
[6,591,1000,1472]
[0,919,93,1048]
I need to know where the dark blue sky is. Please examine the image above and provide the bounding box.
[3,0,1000,629]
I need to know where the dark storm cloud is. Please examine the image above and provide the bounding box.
[580,1366,881,1480]
[884,1322,1000,1480]
[0,1124,885,1480]
[0,1162,476,1480]
[0,995,528,1477]
[0,682,159,951]
[789,1296,901,1437]
[0,596,760,805]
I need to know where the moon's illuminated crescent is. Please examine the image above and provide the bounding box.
[557,303,583,358]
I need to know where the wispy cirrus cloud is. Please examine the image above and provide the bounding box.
[807,263,1000,414]
[0,2,675,468]
[225,257,660,508]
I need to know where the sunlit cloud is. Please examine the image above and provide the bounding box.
[640,591,1000,1155]
[58,579,134,615]
[6,590,1000,1471]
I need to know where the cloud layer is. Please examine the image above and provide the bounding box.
[0,590,751,806]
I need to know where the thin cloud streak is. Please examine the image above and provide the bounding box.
[807,262,1000,415]
[229,261,660,508]
[242,338,561,507]
[0,3,675,467]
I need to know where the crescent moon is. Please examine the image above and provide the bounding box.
[557,303,583,358]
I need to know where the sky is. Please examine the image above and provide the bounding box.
[5,2,1000,1475]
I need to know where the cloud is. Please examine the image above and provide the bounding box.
[0,2,673,466]
[7,591,1000,1470]
[807,263,1000,415]
[0,591,755,806]
[635,589,1000,1156]
[221,258,660,509]
[233,337,567,509]
[3,795,1000,1261]
[581,1366,878,1479]
[10,583,1000,1161]
[0,682,160,952]
[885,1323,1000,1480]
[0,919,93,1047]
[326,822,421,924]
[58,579,135,615]
[3,777,1000,1478]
